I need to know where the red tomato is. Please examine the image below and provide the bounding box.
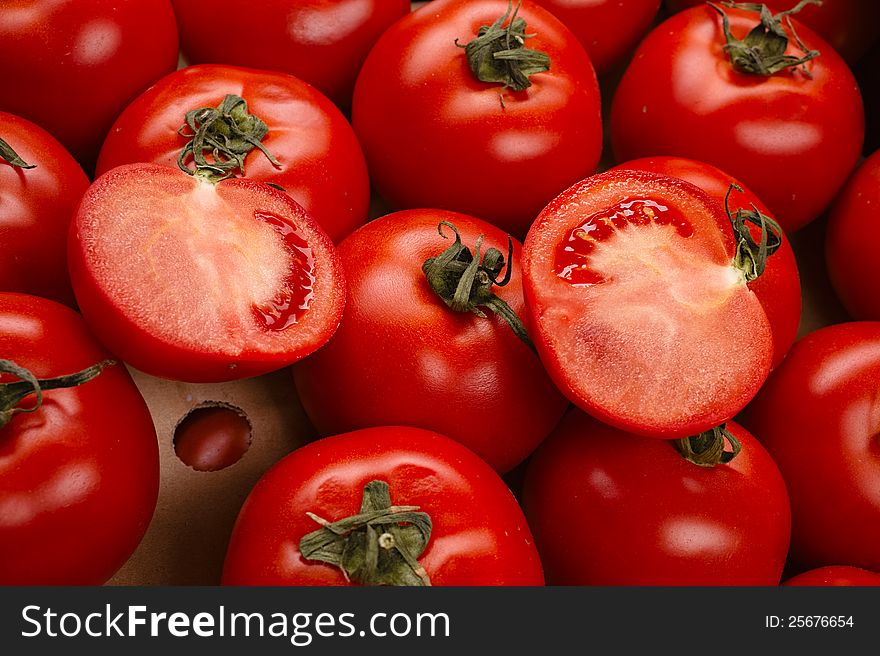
[96,64,370,244]
[665,0,880,64]
[69,163,346,383]
[171,0,410,108]
[533,0,660,74]
[0,293,159,585]
[222,426,544,586]
[522,411,791,585]
[522,169,773,438]
[293,209,568,473]
[611,4,864,233]
[826,149,880,320]
[744,322,880,571]
[0,0,179,169]
[783,566,880,587]
[0,112,89,306]
[613,156,802,368]
[352,0,602,238]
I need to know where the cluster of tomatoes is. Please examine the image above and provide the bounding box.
[2,0,880,588]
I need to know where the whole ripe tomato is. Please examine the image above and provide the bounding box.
[533,0,660,74]
[0,293,159,585]
[665,0,880,64]
[293,209,568,473]
[0,112,89,306]
[825,149,880,320]
[222,426,544,586]
[611,4,864,233]
[96,64,370,244]
[613,156,801,368]
[69,163,346,383]
[744,322,880,571]
[352,0,603,239]
[521,410,791,585]
[783,566,880,586]
[0,0,179,170]
[522,169,774,438]
[171,0,410,108]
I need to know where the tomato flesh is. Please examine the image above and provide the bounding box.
[523,171,773,437]
[70,164,344,382]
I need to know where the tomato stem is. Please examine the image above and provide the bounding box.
[423,221,536,353]
[0,359,116,430]
[709,1,820,76]
[299,480,433,586]
[0,137,35,169]
[455,0,551,107]
[673,423,742,467]
[724,183,783,282]
[177,94,280,183]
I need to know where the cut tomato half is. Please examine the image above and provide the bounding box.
[69,163,345,382]
[522,170,773,438]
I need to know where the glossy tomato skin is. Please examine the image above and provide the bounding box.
[533,0,660,74]
[97,64,370,244]
[611,5,864,233]
[0,0,179,169]
[172,0,410,108]
[522,169,773,438]
[69,164,346,383]
[293,209,568,474]
[0,112,89,306]
[613,156,801,368]
[826,150,880,320]
[665,0,880,64]
[0,293,159,585]
[352,0,602,239]
[222,426,544,586]
[744,322,880,571]
[783,566,880,587]
[522,411,791,585]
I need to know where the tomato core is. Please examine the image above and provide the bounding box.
[252,211,316,331]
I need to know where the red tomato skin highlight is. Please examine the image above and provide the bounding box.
[611,5,864,233]
[783,566,880,587]
[613,156,802,368]
[352,0,603,238]
[522,411,791,586]
[826,149,880,320]
[522,169,773,438]
[744,322,880,572]
[293,209,568,474]
[171,0,410,108]
[69,164,346,383]
[96,64,370,244]
[222,426,544,586]
[0,293,159,585]
[0,0,179,169]
[0,112,89,306]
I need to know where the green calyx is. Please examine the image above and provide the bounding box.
[299,481,433,587]
[0,137,35,169]
[674,423,742,467]
[422,221,535,353]
[724,183,783,282]
[0,359,115,430]
[710,1,820,76]
[177,94,280,183]
[456,0,550,105]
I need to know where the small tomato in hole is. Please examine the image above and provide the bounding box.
[69,163,345,383]
[173,403,252,472]
[523,170,777,438]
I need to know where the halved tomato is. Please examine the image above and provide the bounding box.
[522,170,773,438]
[69,163,345,382]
